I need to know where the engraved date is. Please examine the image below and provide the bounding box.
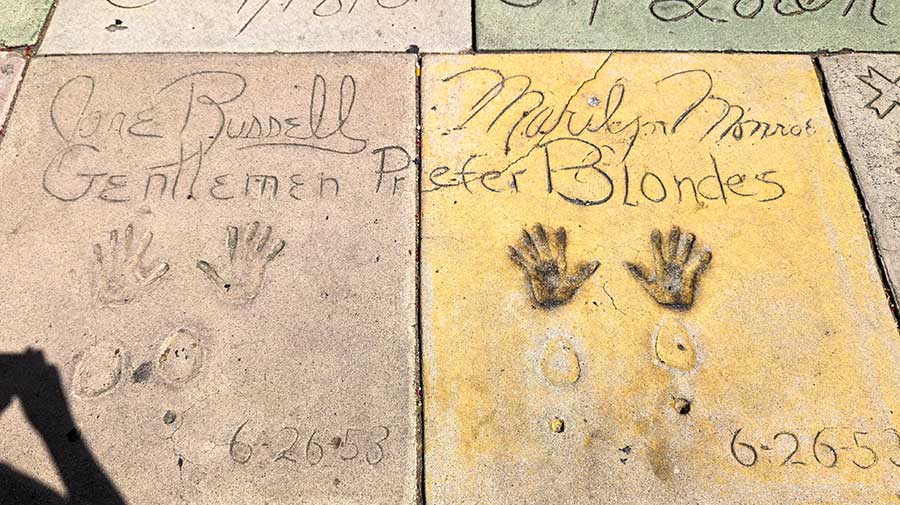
[730,426,900,469]
[229,421,390,467]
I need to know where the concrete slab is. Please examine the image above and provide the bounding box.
[0,52,26,130]
[476,0,900,51]
[821,53,900,308]
[0,53,418,505]
[40,0,470,54]
[421,52,900,505]
[0,0,53,48]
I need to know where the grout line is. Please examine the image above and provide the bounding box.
[33,0,62,50]
[414,49,426,505]
[812,55,900,330]
[23,48,869,58]
[474,47,866,56]
[471,0,478,53]
[31,49,472,57]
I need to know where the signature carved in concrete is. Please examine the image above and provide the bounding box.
[625,226,711,310]
[507,224,600,308]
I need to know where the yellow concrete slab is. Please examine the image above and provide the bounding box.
[421,53,900,505]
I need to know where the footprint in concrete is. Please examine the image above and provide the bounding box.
[540,336,581,386]
[652,319,698,373]
[72,345,124,398]
[157,328,204,385]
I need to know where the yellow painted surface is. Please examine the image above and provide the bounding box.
[421,53,900,505]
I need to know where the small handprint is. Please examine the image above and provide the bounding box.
[196,222,286,305]
[625,226,712,310]
[507,224,600,308]
[93,224,169,305]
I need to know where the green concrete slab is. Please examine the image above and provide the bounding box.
[476,0,900,52]
[0,0,53,47]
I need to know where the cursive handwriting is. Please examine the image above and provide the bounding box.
[236,0,417,36]
[649,0,886,25]
[41,71,410,204]
[439,61,814,173]
[426,146,785,207]
[426,58,811,208]
[497,0,886,26]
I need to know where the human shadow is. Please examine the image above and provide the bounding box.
[0,349,127,505]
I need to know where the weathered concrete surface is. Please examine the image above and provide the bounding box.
[0,0,53,47]
[0,51,25,130]
[40,0,470,54]
[821,54,900,307]
[422,52,900,505]
[476,0,900,51]
[0,53,418,505]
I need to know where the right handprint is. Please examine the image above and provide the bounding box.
[196,222,286,305]
[625,226,711,310]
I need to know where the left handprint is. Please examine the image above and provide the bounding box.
[93,224,170,305]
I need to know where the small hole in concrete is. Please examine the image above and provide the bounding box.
[163,410,177,425]
[548,417,565,433]
[674,398,692,415]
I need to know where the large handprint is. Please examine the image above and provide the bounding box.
[507,224,600,308]
[196,222,286,305]
[93,224,170,305]
[625,226,712,310]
